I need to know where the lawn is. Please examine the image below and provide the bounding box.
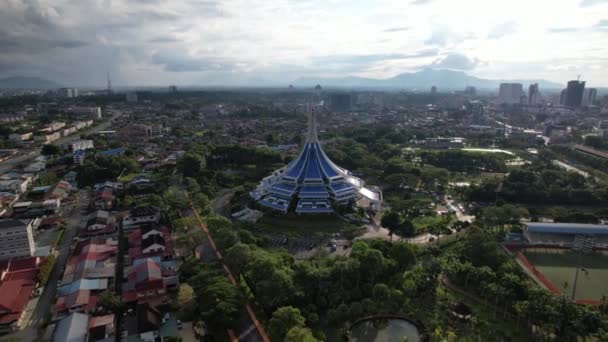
[117,172,158,182]
[253,214,362,238]
[412,214,454,232]
[523,250,608,300]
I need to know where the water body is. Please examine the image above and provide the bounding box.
[350,319,420,342]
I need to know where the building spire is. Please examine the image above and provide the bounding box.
[107,71,112,94]
[306,99,319,143]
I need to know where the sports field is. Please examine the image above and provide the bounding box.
[522,249,608,301]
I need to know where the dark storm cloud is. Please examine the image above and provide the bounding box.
[431,53,481,70]
[0,1,88,55]
[151,53,232,72]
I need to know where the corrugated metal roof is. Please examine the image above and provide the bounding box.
[53,312,89,342]
[524,222,608,235]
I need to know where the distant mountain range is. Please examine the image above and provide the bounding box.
[294,69,564,91]
[0,77,61,89]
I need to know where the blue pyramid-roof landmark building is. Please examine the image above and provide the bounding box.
[251,103,382,214]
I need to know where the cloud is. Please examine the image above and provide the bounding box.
[151,52,232,72]
[594,19,608,28]
[425,29,471,46]
[488,21,517,39]
[548,27,583,33]
[383,27,410,33]
[580,0,608,6]
[147,36,182,43]
[431,53,481,70]
[412,0,433,5]
[312,50,438,65]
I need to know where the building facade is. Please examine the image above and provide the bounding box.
[565,80,585,107]
[498,83,524,104]
[251,104,381,214]
[0,219,36,260]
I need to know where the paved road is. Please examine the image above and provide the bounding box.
[0,110,124,174]
[0,190,89,341]
[30,190,89,327]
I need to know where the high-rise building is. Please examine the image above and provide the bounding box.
[582,88,597,106]
[430,86,437,95]
[565,80,585,107]
[58,88,78,98]
[498,83,524,104]
[528,83,541,105]
[107,72,113,95]
[466,100,484,123]
[464,86,477,97]
[329,93,352,112]
[169,85,178,93]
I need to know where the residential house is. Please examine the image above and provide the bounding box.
[52,312,89,342]
[54,238,118,318]
[8,132,33,142]
[122,207,160,230]
[0,257,40,332]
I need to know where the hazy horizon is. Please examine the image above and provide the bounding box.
[2,0,608,87]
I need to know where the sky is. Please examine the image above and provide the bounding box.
[1,0,608,87]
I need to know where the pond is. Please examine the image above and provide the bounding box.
[350,318,420,342]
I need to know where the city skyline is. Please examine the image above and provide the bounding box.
[1,0,608,87]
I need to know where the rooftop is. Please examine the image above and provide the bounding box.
[524,222,608,235]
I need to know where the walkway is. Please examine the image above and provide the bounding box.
[187,201,270,342]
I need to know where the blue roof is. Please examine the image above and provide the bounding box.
[99,147,126,156]
[330,183,353,192]
[273,183,296,192]
[57,278,108,296]
[315,144,339,178]
[525,222,608,235]
[303,146,322,180]
[285,144,309,178]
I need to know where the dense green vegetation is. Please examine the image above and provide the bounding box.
[414,150,510,173]
[77,154,140,186]
[443,227,608,341]
[465,165,608,205]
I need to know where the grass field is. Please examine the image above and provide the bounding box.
[523,250,608,300]
[253,214,361,237]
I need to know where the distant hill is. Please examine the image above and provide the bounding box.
[0,76,61,89]
[294,69,563,91]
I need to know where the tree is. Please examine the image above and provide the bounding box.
[163,337,182,342]
[191,273,244,327]
[36,172,58,186]
[269,306,306,340]
[285,326,318,342]
[98,290,124,311]
[179,152,205,178]
[37,254,56,285]
[389,243,416,270]
[41,144,61,155]
[177,283,194,308]
[381,211,401,240]
[395,219,416,239]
